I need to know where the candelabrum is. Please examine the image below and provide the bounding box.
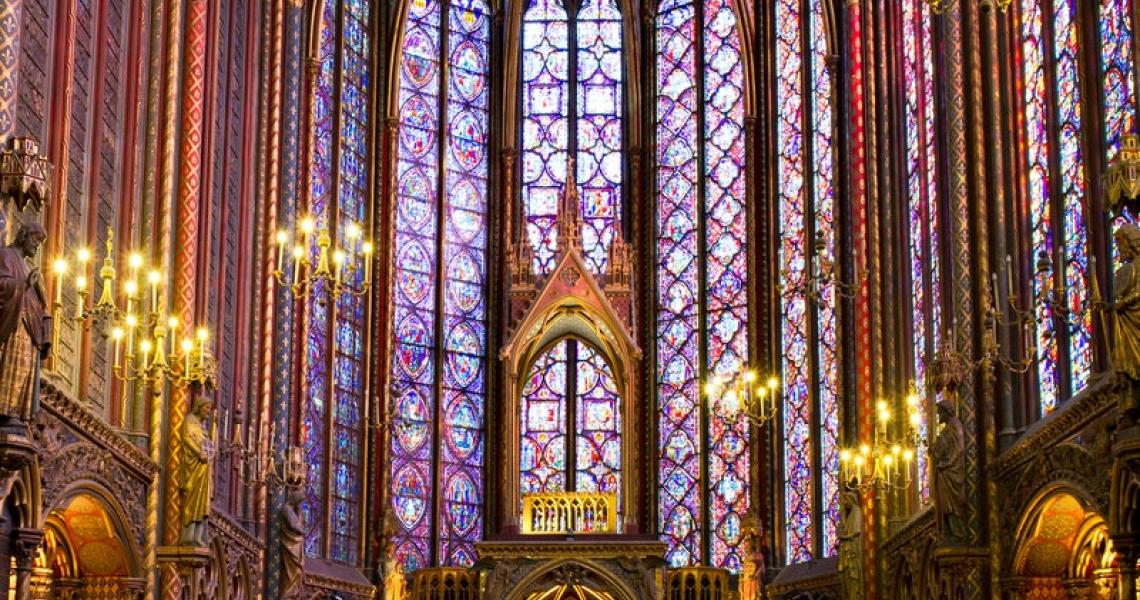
[272,216,373,300]
[702,369,781,426]
[925,0,1011,15]
[1033,250,1107,328]
[49,229,216,387]
[779,231,864,302]
[839,387,924,492]
[249,442,307,488]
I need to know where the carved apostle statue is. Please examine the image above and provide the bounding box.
[931,399,968,541]
[0,222,50,422]
[1114,224,1140,380]
[837,489,864,600]
[180,397,214,546]
[737,515,764,600]
[280,487,306,599]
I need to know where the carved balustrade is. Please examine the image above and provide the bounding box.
[664,567,730,600]
[521,492,617,535]
[409,567,481,600]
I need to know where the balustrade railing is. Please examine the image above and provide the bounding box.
[664,567,730,600]
[521,492,617,534]
[410,567,481,600]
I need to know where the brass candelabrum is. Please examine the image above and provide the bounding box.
[779,231,864,303]
[839,386,924,492]
[702,369,781,426]
[49,229,216,387]
[272,216,372,300]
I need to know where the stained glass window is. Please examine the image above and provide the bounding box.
[1017,0,1091,414]
[901,0,940,505]
[521,0,623,275]
[774,0,839,564]
[390,0,490,570]
[520,339,622,503]
[655,0,749,571]
[1100,0,1136,155]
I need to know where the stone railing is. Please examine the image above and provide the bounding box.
[664,567,730,600]
[410,567,481,600]
[521,492,617,534]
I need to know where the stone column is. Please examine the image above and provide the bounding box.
[11,527,42,600]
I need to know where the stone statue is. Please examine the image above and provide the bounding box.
[280,488,305,599]
[180,397,215,546]
[931,399,968,541]
[837,489,864,600]
[737,516,764,600]
[383,559,406,600]
[0,222,50,422]
[1114,224,1140,380]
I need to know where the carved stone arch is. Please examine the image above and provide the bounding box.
[1010,484,1102,578]
[39,481,145,579]
[39,441,149,549]
[41,517,78,579]
[1002,443,1109,551]
[1067,512,1112,579]
[6,460,41,529]
[501,559,641,600]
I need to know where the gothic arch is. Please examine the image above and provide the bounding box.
[39,482,144,579]
[501,559,641,600]
[6,462,41,530]
[1010,485,1102,578]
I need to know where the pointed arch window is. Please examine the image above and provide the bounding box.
[1099,0,1136,156]
[301,0,372,565]
[520,338,623,502]
[775,0,839,564]
[654,0,750,571]
[520,0,624,275]
[389,0,491,570]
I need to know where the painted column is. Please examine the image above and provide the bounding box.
[0,0,21,139]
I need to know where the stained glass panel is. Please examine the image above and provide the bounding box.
[520,341,569,495]
[576,0,623,274]
[391,0,443,570]
[1101,0,1136,154]
[655,0,701,568]
[303,0,338,558]
[437,0,490,567]
[575,344,622,503]
[522,0,570,273]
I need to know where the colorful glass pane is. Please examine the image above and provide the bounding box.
[703,0,749,570]
[1101,0,1136,155]
[655,0,701,568]
[327,0,372,565]
[809,0,839,557]
[303,0,338,558]
[576,0,623,274]
[521,0,570,273]
[438,0,490,567]
[901,0,939,505]
[520,341,569,495]
[391,0,442,569]
[575,344,622,504]
[775,0,812,565]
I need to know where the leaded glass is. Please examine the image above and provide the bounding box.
[1101,0,1136,154]
[521,0,570,273]
[655,0,701,568]
[521,341,569,494]
[901,0,939,505]
[576,0,623,274]
[391,0,443,569]
[575,344,622,502]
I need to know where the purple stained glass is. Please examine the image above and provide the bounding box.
[520,341,569,495]
[901,0,939,505]
[703,0,749,570]
[303,0,338,558]
[329,0,371,565]
[522,0,570,273]
[438,0,490,567]
[576,0,623,274]
[775,0,812,564]
[575,344,622,504]
[1101,0,1137,155]
[656,0,701,568]
[809,0,839,557]
[1053,0,1091,397]
[391,0,442,569]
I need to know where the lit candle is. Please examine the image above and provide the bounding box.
[991,272,1000,312]
[333,249,346,286]
[181,338,193,375]
[111,327,124,369]
[362,241,374,285]
[291,245,304,286]
[167,316,179,357]
[128,252,143,281]
[275,230,288,273]
[52,258,67,306]
[148,270,161,314]
[1005,254,1014,297]
[125,314,139,357]
[197,328,208,367]
[300,216,316,250]
[140,339,152,372]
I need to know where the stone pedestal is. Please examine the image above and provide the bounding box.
[157,545,211,598]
